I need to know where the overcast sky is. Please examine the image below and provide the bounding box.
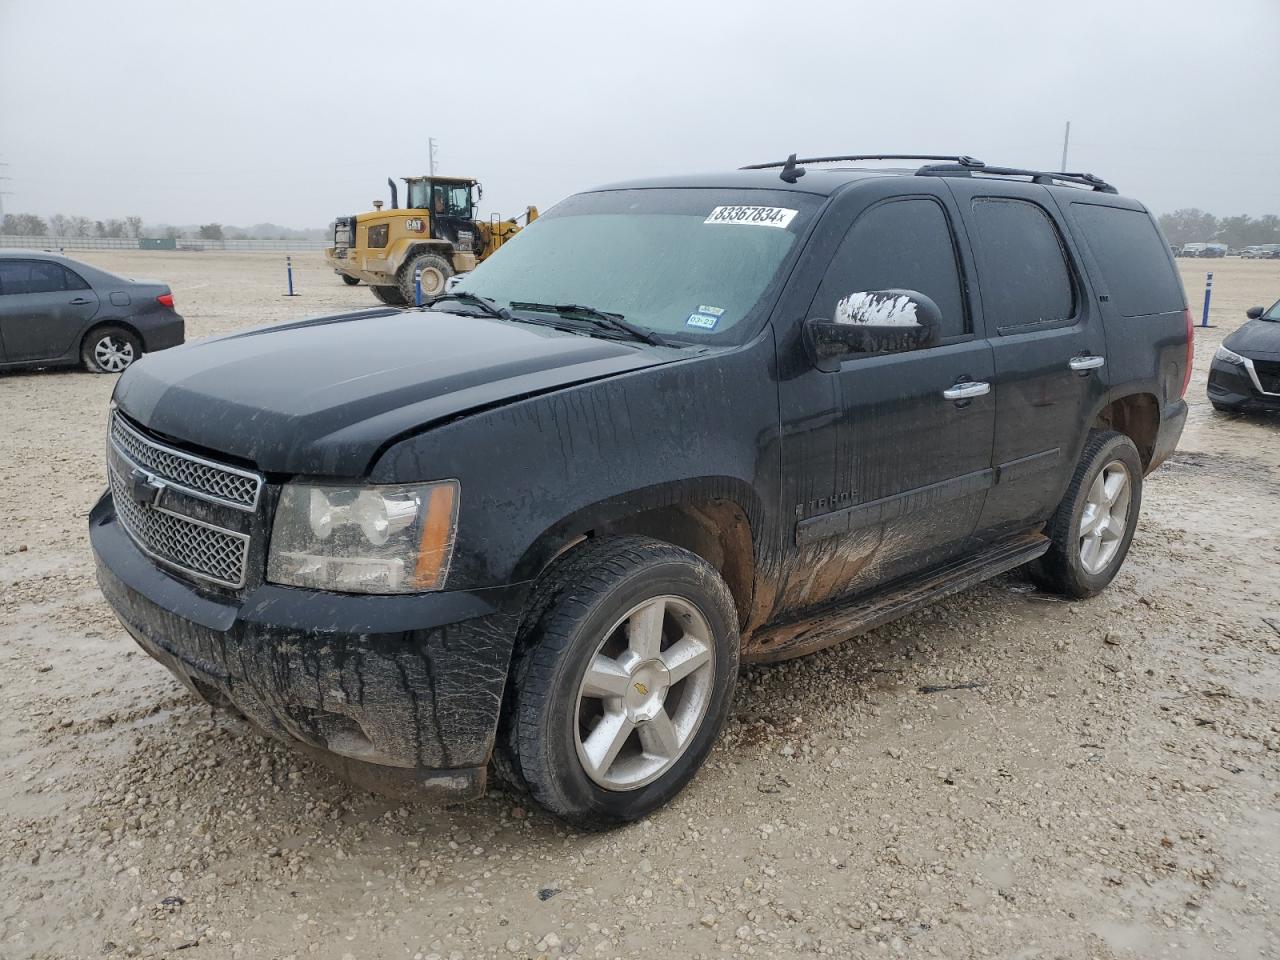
[1,0,1277,228]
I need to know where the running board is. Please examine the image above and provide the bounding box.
[742,532,1050,664]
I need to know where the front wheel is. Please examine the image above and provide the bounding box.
[498,536,739,828]
[340,274,361,286]
[369,284,408,306]
[1027,430,1143,598]
[397,252,452,305]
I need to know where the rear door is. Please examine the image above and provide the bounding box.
[0,259,100,362]
[774,180,996,617]
[945,181,1108,540]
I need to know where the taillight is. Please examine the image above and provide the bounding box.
[156,293,175,309]
[1180,307,1194,398]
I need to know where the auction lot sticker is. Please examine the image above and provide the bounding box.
[704,206,797,228]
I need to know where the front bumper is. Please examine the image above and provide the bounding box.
[90,491,529,803]
[1207,357,1280,412]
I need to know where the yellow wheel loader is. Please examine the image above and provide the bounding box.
[325,176,537,306]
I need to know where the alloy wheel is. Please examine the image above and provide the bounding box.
[574,595,716,791]
[1078,460,1131,575]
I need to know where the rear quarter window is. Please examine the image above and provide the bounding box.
[967,198,1076,332]
[1069,204,1186,317]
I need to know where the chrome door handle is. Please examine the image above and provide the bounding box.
[1069,355,1105,371]
[943,381,991,401]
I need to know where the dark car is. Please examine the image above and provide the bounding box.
[89,154,1190,827]
[0,250,184,373]
[1207,299,1280,412]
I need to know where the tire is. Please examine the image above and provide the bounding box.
[370,284,408,306]
[1027,430,1143,599]
[397,252,452,305]
[340,274,361,286]
[497,536,740,828]
[82,325,141,374]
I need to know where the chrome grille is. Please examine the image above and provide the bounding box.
[110,412,262,510]
[109,464,250,588]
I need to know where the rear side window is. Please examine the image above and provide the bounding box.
[0,259,74,295]
[1070,204,1185,317]
[814,197,969,339]
[968,199,1075,331]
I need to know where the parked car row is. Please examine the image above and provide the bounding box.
[0,250,184,372]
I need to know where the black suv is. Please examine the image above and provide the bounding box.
[90,154,1190,827]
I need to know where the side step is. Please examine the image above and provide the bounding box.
[742,532,1050,664]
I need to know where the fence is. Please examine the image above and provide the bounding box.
[0,235,330,252]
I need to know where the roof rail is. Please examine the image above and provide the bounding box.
[742,154,985,171]
[916,162,1118,194]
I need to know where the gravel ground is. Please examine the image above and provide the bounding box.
[1,252,1278,960]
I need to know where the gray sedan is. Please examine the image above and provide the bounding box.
[0,250,184,373]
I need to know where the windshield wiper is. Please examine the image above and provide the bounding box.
[509,301,666,346]
[422,291,512,321]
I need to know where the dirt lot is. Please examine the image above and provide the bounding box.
[1,252,1278,960]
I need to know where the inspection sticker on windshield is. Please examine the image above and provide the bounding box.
[704,205,797,229]
[686,312,720,330]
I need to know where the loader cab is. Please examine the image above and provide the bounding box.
[404,177,479,221]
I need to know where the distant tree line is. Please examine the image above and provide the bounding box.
[1157,210,1280,248]
[1,213,328,242]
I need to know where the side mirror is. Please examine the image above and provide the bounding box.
[1246,306,1264,320]
[803,290,942,372]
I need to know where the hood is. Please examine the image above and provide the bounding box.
[1224,319,1280,359]
[113,308,682,476]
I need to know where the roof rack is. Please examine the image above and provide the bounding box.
[741,154,1117,193]
[916,161,1118,194]
[742,154,984,171]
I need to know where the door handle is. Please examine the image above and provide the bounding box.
[69,297,92,305]
[1069,355,1105,371]
[942,381,991,401]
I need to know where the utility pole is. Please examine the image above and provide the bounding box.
[0,161,11,221]
[428,138,438,176]
[1060,121,1071,172]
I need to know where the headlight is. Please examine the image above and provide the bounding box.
[1214,345,1247,366]
[267,480,459,594]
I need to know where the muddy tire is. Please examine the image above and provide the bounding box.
[1027,431,1143,599]
[340,274,361,286]
[397,252,452,305]
[497,536,739,828]
[370,284,408,306]
[82,325,141,374]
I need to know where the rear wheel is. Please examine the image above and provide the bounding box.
[498,536,739,828]
[1027,430,1143,598]
[340,274,361,286]
[370,284,408,306]
[397,252,452,305]
[82,326,141,374]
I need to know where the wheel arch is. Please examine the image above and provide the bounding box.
[1092,392,1160,472]
[511,479,761,630]
[81,318,144,357]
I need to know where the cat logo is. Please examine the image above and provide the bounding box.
[633,681,649,696]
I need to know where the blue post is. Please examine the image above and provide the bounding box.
[1200,272,1213,327]
[284,255,299,297]
[414,267,423,307]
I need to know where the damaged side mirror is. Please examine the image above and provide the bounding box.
[803,289,942,372]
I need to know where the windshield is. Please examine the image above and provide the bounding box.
[458,188,820,342]
[1265,299,1280,321]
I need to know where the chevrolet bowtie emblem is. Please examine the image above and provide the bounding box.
[127,468,168,507]
[634,681,648,696]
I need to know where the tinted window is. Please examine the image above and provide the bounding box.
[0,259,75,295]
[969,199,1075,330]
[813,198,968,339]
[63,266,91,291]
[1070,204,1184,317]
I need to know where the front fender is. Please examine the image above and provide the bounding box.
[369,336,782,594]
